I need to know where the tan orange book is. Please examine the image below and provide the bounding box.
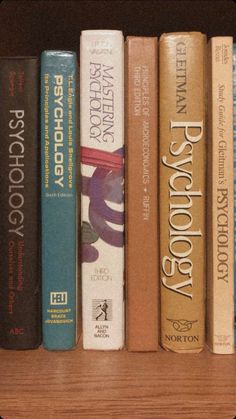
[159,32,206,353]
[125,36,158,351]
[207,37,234,354]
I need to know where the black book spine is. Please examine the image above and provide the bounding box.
[0,58,41,349]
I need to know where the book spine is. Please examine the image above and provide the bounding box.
[41,51,78,350]
[234,44,236,345]
[80,30,124,350]
[125,37,158,351]
[159,32,206,352]
[0,58,41,349]
[207,37,234,354]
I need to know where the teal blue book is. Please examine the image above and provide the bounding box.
[41,51,78,350]
[234,45,236,344]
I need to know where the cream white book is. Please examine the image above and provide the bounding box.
[207,36,234,354]
[80,30,124,350]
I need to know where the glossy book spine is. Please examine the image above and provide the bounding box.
[41,51,78,350]
[159,32,206,353]
[81,30,124,350]
[0,58,41,349]
[207,37,234,354]
[125,37,158,351]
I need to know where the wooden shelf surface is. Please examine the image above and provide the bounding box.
[0,346,236,418]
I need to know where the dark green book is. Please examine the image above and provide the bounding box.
[41,51,78,350]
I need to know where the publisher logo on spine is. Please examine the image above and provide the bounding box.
[50,292,68,305]
[167,319,198,332]
[92,299,112,321]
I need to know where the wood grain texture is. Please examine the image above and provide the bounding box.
[0,346,236,418]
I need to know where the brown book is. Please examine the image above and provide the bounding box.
[207,37,234,354]
[125,36,158,351]
[159,32,206,353]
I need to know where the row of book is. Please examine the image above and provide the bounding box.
[0,30,235,354]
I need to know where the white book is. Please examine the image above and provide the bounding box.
[80,30,124,349]
[207,37,234,354]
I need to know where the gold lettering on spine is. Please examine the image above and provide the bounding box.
[161,121,203,299]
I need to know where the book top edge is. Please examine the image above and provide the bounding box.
[209,36,233,42]
[81,30,123,36]
[126,36,158,41]
[41,51,76,57]
[160,31,206,39]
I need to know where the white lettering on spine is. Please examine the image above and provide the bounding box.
[8,110,25,237]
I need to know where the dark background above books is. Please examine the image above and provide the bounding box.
[0,0,235,56]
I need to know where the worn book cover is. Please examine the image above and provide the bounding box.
[234,44,236,346]
[80,30,124,350]
[159,32,206,352]
[0,57,41,349]
[125,36,158,351]
[207,37,234,354]
[41,51,78,350]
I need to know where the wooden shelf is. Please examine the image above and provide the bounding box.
[0,345,236,418]
[1,1,236,417]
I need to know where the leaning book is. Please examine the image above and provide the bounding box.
[159,32,206,353]
[0,57,41,349]
[41,51,78,350]
[207,37,234,354]
[80,30,124,350]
